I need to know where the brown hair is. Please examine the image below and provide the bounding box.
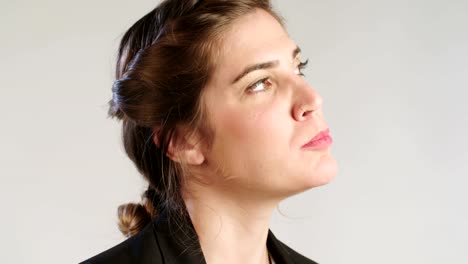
[109,0,283,239]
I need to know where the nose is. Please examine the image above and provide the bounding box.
[292,80,323,122]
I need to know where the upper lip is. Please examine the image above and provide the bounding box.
[302,128,330,147]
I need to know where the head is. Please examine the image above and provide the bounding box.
[111,0,337,238]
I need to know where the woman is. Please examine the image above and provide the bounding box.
[82,0,337,263]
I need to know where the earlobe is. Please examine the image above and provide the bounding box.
[168,141,205,165]
[160,127,205,166]
[183,148,205,165]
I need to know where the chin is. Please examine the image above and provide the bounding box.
[299,153,338,190]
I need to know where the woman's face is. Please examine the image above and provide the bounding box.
[199,9,337,199]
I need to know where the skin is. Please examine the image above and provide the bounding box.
[169,8,338,264]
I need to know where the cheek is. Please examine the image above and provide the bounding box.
[207,101,293,184]
[218,101,289,150]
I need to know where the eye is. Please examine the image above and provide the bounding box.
[294,59,309,76]
[247,77,273,94]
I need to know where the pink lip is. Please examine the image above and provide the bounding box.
[301,128,333,150]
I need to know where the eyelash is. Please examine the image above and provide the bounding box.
[297,59,309,76]
[246,59,309,94]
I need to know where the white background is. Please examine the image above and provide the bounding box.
[1,0,467,263]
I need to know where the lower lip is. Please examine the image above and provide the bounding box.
[302,135,333,150]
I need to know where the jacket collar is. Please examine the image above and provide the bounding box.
[149,210,301,264]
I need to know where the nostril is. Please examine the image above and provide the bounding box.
[294,105,314,121]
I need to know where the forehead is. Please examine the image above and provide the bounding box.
[214,9,295,74]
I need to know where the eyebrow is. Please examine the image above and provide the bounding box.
[232,46,302,84]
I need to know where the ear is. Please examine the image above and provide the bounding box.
[152,126,205,166]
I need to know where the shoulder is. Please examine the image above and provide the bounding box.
[267,230,319,264]
[79,223,162,264]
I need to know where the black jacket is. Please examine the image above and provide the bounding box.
[81,213,318,264]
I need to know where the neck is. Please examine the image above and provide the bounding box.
[184,185,279,264]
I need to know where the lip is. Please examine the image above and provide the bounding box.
[301,128,333,150]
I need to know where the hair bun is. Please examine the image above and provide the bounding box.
[109,77,159,126]
[117,203,151,237]
[107,97,125,119]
